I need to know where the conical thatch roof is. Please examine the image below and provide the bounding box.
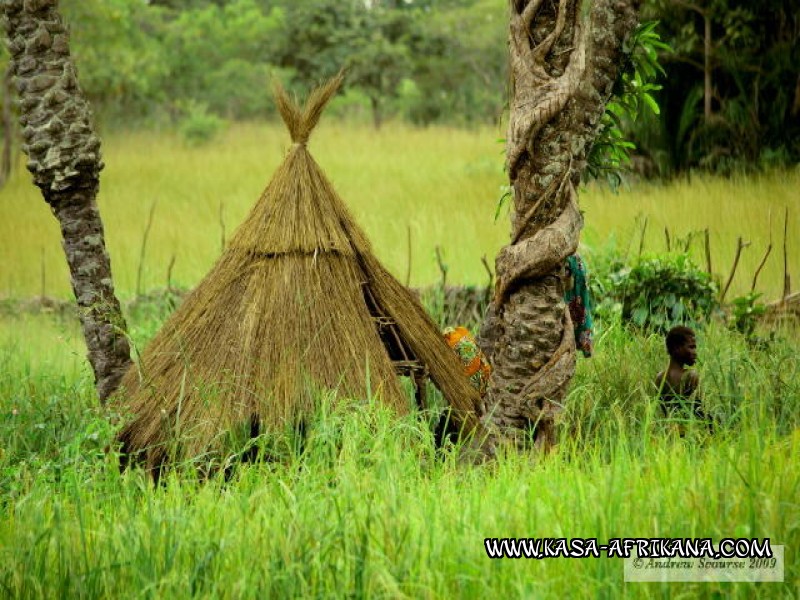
[115,75,484,471]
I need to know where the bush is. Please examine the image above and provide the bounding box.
[600,253,719,332]
[203,60,275,120]
[728,291,767,339]
[179,101,226,146]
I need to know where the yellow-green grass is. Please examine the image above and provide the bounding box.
[583,172,800,302]
[0,121,797,301]
[0,313,84,377]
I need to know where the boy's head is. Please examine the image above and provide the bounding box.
[665,325,697,366]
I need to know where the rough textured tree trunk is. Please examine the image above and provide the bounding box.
[478,0,640,448]
[370,95,383,130]
[703,11,712,122]
[0,63,12,187]
[1,0,131,401]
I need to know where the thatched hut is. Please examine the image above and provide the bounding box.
[115,75,484,471]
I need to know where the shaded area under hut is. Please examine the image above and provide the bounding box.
[114,75,486,474]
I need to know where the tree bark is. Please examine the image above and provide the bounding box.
[370,94,383,130]
[703,11,711,122]
[0,63,12,188]
[0,0,131,401]
[478,0,640,447]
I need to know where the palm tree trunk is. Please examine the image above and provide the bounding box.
[479,0,640,447]
[703,12,712,122]
[1,0,131,401]
[0,64,12,188]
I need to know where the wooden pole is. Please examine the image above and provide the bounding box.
[721,237,750,303]
[751,210,772,293]
[783,207,791,300]
[135,201,157,298]
[704,227,712,275]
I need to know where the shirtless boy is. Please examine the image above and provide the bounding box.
[655,325,713,431]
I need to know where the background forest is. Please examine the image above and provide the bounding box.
[1,0,798,176]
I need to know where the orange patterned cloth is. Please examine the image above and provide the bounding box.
[443,326,492,397]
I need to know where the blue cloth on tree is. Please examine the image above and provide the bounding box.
[565,254,593,357]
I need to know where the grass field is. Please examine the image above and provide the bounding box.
[1,122,799,597]
[0,121,797,301]
[0,310,798,597]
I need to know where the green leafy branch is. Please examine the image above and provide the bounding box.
[585,21,671,190]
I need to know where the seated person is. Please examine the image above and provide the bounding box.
[654,325,713,432]
[443,326,492,397]
[433,326,492,446]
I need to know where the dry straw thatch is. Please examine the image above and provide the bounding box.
[115,74,484,472]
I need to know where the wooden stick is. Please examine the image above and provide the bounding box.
[682,231,695,254]
[751,210,772,293]
[435,245,447,290]
[664,226,671,252]
[783,206,791,301]
[135,200,157,298]
[704,228,712,275]
[166,254,176,291]
[638,216,648,258]
[720,236,750,303]
[481,254,494,305]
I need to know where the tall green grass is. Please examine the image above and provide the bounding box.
[1,122,797,301]
[0,310,797,598]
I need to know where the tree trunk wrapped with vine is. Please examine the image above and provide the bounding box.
[479,0,640,447]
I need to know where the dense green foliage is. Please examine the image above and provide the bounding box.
[585,21,670,189]
[637,0,800,173]
[588,247,777,342]
[1,0,795,172]
[729,291,768,338]
[594,252,719,333]
[0,0,506,129]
